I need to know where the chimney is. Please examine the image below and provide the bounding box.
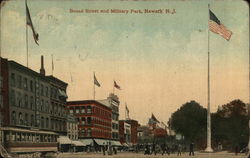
[40,55,45,76]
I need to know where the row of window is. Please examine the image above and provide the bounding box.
[79,117,111,129]
[69,106,92,114]
[79,128,112,138]
[112,123,119,130]
[10,73,63,100]
[70,106,111,119]
[11,111,49,128]
[112,132,119,139]
[10,90,66,117]
[11,111,66,131]
[10,90,50,113]
[5,131,57,143]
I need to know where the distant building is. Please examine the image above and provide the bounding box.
[66,100,112,146]
[0,56,68,154]
[119,120,131,145]
[98,93,121,145]
[67,114,78,140]
[125,119,139,145]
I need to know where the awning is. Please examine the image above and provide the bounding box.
[94,139,109,145]
[72,140,85,146]
[79,139,94,146]
[58,136,72,145]
[111,141,122,146]
[122,143,129,147]
[58,89,68,98]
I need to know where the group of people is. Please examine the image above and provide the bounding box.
[143,142,195,156]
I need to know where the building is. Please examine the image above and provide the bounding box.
[0,56,68,154]
[125,119,139,145]
[119,120,131,146]
[98,93,120,141]
[67,100,112,146]
[119,119,139,146]
[67,114,78,140]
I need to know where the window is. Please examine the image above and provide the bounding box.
[30,96,34,110]
[41,99,44,112]
[50,88,53,98]
[87,106,92,113]
[17,92,22,107]
[24,95,28,108]
[41,117,44,128]
[81,129,86,136]
[45,87,48,97]
[87,117,91,125]
[30,80,33,92]
[70,109,74,114]
[10,90,16,106]
[81,106,85,113]
[45,101,49,113]
[75,108,79,114]
[23,78,27,90]
[10,73,15,86]
[17,75,22,88]
[87,128,91,137]
[19,112,23,125]
[24,113,28,126]
[11,111,16,124]
[40,84,44,96]
[46,118,49,128]
[82,118,86,125]
[31,115,34,126]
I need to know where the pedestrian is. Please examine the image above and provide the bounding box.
[102,145,106,155]
[235,145,239,156]
[144,143,150,155]
[166,144,170,155]
[161,143,166,155]
[177,144,182,156]
[189,142,194,156]
[152,143,156,155]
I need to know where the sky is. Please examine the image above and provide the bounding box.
[0,0,249,125]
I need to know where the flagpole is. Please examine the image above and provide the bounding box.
[205,3,213,152]
[51,54,54,75]
[113,81,115,94]
[93,72,95,100]
[25,0,29,68]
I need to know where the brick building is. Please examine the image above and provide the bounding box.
[0,56,68,154]
[98,93,120,141]
[67,100,112,145]
[119,119,139,146]
[119,120,131,145]
[125,119,139,145]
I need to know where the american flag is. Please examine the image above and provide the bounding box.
[209,9,232,41]
[114,80,121,90]
[26,1,39,45]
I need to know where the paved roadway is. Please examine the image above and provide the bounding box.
[57,152,247,158]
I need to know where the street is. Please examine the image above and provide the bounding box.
[57,152,247,158]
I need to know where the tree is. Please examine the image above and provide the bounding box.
[169,100,207,146]
[212,99,248,150]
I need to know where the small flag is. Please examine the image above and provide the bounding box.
[26,2,39,45]
[151,113,160,123]
[114,80,121,90]
[51,54,54,72]
[209,9,232,41]
[94,73,101,87]
[125,104,129,114]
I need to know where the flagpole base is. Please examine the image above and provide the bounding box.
[204,146,213,152]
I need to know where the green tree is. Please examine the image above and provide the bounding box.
[169,100,207,145]
[212,99,248,150]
